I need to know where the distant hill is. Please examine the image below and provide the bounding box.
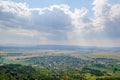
[0,45,120,52]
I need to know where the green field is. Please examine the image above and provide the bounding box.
[0,51,120,80]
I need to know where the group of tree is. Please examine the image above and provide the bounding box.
[0,64,120,80]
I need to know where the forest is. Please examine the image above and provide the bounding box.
[0,64,120,80]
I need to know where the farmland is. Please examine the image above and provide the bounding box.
[0,47,120,80]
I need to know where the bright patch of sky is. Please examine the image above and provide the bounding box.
[13,0,92,9]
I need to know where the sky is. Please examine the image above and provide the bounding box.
[0,0,120,47]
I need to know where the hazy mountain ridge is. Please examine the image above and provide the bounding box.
[0,45,120,52]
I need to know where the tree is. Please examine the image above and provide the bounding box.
[0,53,4,64]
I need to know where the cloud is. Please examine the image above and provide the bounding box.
[31,7,72,32]
[0,1,30,29]
[0,0,30,17]
[92,0,120,38]
[0,0,120,47]
[0,1,73,42]
[30,7,73,41]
